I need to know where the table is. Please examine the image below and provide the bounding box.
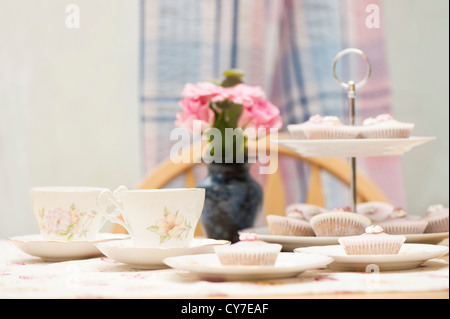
[0,239,448,299]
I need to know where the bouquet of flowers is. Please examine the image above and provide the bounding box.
[175,70,282,161]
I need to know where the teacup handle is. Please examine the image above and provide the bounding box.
[97,186,131,234]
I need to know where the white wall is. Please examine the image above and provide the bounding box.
[0,0,448,238]
[382,0,449,214]
[0,0,141,237]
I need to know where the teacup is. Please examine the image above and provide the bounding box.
[30,187,111,241]
[97,187,205,248]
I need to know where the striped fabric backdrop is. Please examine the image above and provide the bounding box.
[140,0,405,224]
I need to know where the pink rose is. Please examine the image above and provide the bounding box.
[239,99,282,135]
[44,208,72,233]
[182,82,224,100]
[174,97,215,132]
[226,84,266,106]
[176,82,282,135]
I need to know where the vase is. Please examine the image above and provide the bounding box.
[197,162,263,243]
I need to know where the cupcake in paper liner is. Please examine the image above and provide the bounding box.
[359,114,414,139]
[309,208,372,237]
[285,203,328,221]
[422,204,449,233]
[214,233,282,266]
[338,225,406,255]
[287,115,326,139]
[356,201,395,222]
[301,116,359,140]
[266,212,315,236]
[378,207,428,234]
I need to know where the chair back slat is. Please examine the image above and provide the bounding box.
[306,164,325,207]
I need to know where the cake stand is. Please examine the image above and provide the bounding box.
[272,48,436,213]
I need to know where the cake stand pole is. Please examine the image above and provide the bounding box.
[348,81,358,213]
[332,48,372,213]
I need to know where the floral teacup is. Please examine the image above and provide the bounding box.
[97,187,205,248]
[30,187,110,241]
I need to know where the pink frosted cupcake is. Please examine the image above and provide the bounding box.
[359,114,414,139]
[297,115,359,140]
[285,203,328,221]
[287,115,324,139]
[266,212,315,236]
[309,208,372,237]
[214,233,282,266]
[338,225,406,255]
[422,204,449,233]
[356,202,395,222]
[378,207,428,234]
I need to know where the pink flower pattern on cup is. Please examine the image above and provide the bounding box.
[37,204,98,240]
[146,207,192,244]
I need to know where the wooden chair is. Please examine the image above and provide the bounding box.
[111,134,390,235]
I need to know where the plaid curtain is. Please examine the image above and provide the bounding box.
[140,0,405,223]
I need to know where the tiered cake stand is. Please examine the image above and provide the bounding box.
[242,48,445,251]
[274,48,436,213]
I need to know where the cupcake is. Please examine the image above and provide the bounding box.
[359,114,414,139]
[378,207,428,234]
[309,208,372,237]
[356,202,395,222]
[285,203,328,221]
[214,233,282,266]
[266,212,315,236]
[338,225,406,255]
[422,204,449,233]
[293,115,359,140]
[287,115,324,139]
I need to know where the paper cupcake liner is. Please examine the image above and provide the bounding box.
[266,215,315,236]
[302,126,360,140]
[214,241,282,266]
[359,123,414,139]
[424,215,449,233]
[338,235,406,255]
[379,220,428,234]
[309,212,371,237]
[287,125,307,140]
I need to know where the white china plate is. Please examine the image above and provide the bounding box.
[95,238,230,269]
[295,244,449,271]
[271,136,436,157]
[240,227,449,251]
[163,252,333,281]
[8,233,130,262]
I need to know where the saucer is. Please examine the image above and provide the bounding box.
[295,244,449,271]
[163,252,334,281]
[95,238,231,269]
[9,233,129,262]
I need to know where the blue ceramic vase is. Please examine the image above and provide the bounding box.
[198,162,263,243]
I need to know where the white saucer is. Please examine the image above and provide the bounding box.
[163,252,334,281]
[9,233,130,262]
[272,136,436,157]
[295,244,449,271]
[95,238,231,269]
[240,227,449,251]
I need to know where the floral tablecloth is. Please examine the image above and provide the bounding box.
[0,240,448,299]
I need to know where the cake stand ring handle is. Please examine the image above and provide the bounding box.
[332,48,372,89]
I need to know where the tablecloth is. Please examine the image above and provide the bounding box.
[0,240,448,299]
